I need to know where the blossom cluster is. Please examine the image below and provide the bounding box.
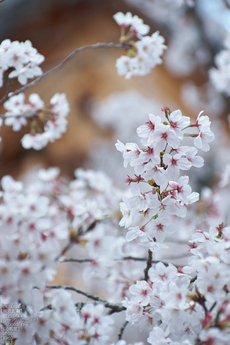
[116,108,215,253]
[0,166,124,302]
[0,39,44,87]
[1,7,230,345]
[113,12,167,79]
[1,290,114,345]
[123,223,230,344]
[0,167,124,344]
[0,108,229,345]
[1,92,69,149]
[0,171,67,304]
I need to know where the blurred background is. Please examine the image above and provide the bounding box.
[0,0,230,188]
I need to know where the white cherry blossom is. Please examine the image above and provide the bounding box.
[0,39,44,86]
[113,12,150,38]
[114,13,166,78]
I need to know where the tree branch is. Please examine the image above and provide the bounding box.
[0,78,12,104]
[61,256,172,266]
[60,258,91,263]
[144,249,153,281]
[45,284,126,313]
[0,42,129,105]
[118,320,129,340]
[60,256,177,267]
[55,242,74,262]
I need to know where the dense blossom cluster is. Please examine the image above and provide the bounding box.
[116,108,214,252]
[0,39,44,87]
[113,12,167,79]
[1,92,69,149]
[0,168,124,344]
[0,38,69,150]
[1,290,115,345]
[0,108,220,345]
[124,223,230,344]
[0,7,230,345]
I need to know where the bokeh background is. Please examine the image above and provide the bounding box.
[0,0,229,188]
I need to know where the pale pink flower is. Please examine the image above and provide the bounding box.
[126,226,150,242]
[183,146,204,168]
[113,12,133,28]
[194,128,215,152]
[193,111,215,152]
[113,12,149,38]
[137,113,162,146]
[149,262,177,285]
[119,199,136,228]
[149,216,176,242]
[154,123,180,152]
[129,280,152,306]
[168,176,193,204]
[168,109,190,139]
[163,153,191,180]
[126,185,150,211]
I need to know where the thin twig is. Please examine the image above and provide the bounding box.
[55,242,73,262]
[40,304,52,312]
[118,320,129,340]
[0,42,129,105]
[122,256,170,266]
[60,256,178,267]
[0,110,38,120]
[209,301,217,313]
[56,221,98,262]
[122,256,147,261]
[60,258,92,263]
[60,256,148,263]
[45,285,126,313]
[123,256,174,267]
[144,249,153,281]
[0,78,12,104]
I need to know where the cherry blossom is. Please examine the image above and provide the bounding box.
[129,280,152,306]
[163,153,191,180]
[113,12,150,38]
[193,127,215,152]
[0,8,229,345]
[1,92,70,150]
[0,39,44,87]
[137,113,162,146]
[117,107,208,253]
[114,12,167,79]
[168,109,190,139]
